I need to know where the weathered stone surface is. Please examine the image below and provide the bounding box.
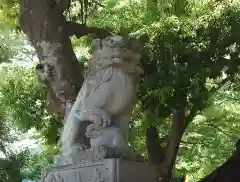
[54,146,144,167]
[59,35,143,160]
[42,159,157,182]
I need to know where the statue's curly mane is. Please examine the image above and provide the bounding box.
[86,58,142,95]
[87,67,114,93]
[88,35,143,76]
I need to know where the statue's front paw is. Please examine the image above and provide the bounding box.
[85,123,103,138]
[89,114,111,128]
[101,113,111,128]
[70,144,89,154]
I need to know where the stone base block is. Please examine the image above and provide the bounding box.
[41,159,157,182]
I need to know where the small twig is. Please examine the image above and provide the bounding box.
[219,123,240,134]
[209,75,234,94]
[19,49,35,62]
[205,122,236,139]
[181,140,211,146]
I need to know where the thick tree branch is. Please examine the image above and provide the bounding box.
[146,126,167,166]
[158,109,186,182]
[64,21,112,39]
[55,0,71,13]
[19,0,85,119]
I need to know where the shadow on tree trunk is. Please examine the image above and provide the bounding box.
[146,109,188,182]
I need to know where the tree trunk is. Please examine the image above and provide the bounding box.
[19,0,84,119]
[146,126,167,166]
[18,0,111,119]
[159,109,187,182]
[146,109,189,182]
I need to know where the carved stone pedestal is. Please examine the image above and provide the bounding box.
[41,159,157,182]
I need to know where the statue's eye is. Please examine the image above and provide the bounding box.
[47,64,54,72]
[36,63,44,70]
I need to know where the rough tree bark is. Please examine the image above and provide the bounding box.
[146,126,167,167]
[18,0,111,120]
[145,79,206,182]
[146,87,191,182]
[146,109,188,182]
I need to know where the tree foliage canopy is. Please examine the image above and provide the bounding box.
[0,0,240,181]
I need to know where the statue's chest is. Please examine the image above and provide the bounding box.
[84,78,98,97]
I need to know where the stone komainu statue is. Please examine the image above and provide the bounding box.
[59,36,143,162]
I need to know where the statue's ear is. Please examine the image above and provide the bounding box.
[128,38,141,53]
[36,63,44,71]
[89,39,102,54]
